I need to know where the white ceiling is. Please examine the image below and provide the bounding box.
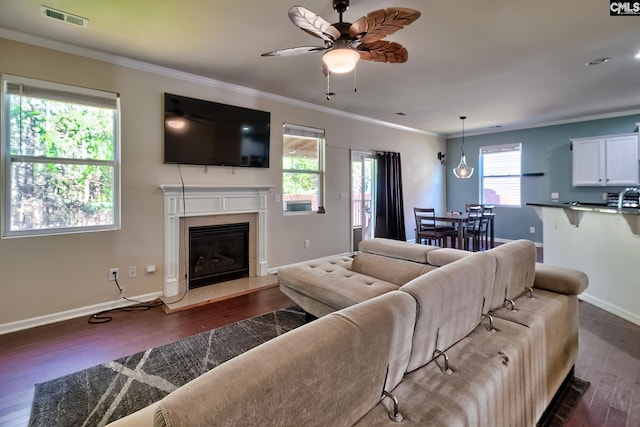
[1,0,639,136]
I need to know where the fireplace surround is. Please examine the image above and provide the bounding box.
[160,185,272,297]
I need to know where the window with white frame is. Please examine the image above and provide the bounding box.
[2,75,120,237]
[282,124,324,213]
[479,143,521,206]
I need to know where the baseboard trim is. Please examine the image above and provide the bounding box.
[578,292,640,327]
[0,292,163,335]
[494,237,543,247]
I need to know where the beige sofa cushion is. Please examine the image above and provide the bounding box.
[277,259,399,312]
[358,238,439,263]
[534,263,588,295]
[154,292,416,427]
[351,252,436,285]
[279,285,340,318]
[490,289,580,408]
[426,247,472,267]
[400,251,496,372]
[487,239,537,311]
[334,291,417,392]
[355,318,541,427]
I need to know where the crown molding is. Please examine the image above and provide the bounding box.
[0,27,440,138]
[447,109,640,139]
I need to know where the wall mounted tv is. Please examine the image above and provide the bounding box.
[163,93,270,168]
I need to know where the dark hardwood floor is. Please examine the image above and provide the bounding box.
[0,287,293,426]
[0,285,638,426]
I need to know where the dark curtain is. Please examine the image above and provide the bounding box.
[374,151,406,241]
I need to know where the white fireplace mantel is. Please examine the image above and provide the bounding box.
[160,184,272,297]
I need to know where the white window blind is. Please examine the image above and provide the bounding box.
[2,74,121,237]
[480,143,521,206]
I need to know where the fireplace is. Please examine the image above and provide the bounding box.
[189,222,249,289]
[160,185,271,297]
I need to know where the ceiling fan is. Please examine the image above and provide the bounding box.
[262,0,420,98]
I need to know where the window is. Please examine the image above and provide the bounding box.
[282,124,324,213]
[479,143,521,206]
[1,75,120,237]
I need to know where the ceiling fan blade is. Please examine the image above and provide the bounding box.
[289,6,341,43]
[349,8,420,44]
[358,41,408,63]
[261,46,327,57]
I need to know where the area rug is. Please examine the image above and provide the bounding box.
[28,306,306,427]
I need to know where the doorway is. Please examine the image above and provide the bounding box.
[351,151,376,252]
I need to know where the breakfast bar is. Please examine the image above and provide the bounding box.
[527,202,640,326]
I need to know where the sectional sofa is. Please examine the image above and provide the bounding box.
[108,239,587,426]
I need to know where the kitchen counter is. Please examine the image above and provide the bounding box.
[527,201,640,215]
[529,202,640,326]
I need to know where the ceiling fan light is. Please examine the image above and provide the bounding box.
[323,47,360,74]
[453,155,474,178]
[165,116,188,130]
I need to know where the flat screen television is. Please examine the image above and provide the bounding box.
[163,93,270,168]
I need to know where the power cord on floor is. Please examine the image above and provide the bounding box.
[88,276,164,324]
[92,164,191,320]
[88,300,164,324]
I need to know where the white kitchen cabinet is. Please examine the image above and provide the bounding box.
[571,133,639,186]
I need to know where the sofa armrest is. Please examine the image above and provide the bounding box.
[534,263,588,295]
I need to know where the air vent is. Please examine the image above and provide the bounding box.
[40,6,88,28]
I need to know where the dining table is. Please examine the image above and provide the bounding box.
[434,211,496,250]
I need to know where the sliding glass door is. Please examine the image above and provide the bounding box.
[351,151,376,251]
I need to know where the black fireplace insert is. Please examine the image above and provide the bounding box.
[188,222,249,289]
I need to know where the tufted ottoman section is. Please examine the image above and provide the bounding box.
[278,257,400,317]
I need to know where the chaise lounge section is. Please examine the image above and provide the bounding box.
[277,239,469,318]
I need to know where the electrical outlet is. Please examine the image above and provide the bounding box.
[275,194,281,203]
[529,226,536,234]
[128,265,136,278]
[551,192,559,200]
[109,268,119,281]
[304,239,310,248]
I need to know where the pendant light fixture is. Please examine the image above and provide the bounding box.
[453,116,474,179]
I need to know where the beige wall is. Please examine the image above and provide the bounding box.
[0,37,445,328]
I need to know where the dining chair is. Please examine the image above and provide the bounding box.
[476,204,494,250]
[465,203,483,212]
[413,207,452,246]
[445,206,482,251]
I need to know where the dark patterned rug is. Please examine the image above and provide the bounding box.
[28,306,306,427]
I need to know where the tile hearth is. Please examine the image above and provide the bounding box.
[161,274,279,313]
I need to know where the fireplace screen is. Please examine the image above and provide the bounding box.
[188,222,249,289]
